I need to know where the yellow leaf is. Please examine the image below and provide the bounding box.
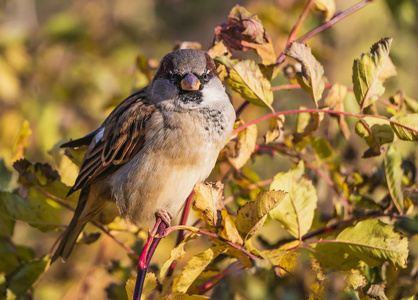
[269,161,318,239]
[13,120,32,161]
[284,42,325,105]
[235,190,287,241]
[126,272,157,300]
[173,246,227,293]
[192,182,225,228]
[228,121,257,169]
[312,0,336,21]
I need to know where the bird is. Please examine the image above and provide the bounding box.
[51,49,236,263]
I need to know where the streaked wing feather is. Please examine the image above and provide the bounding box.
[68,89,155,195]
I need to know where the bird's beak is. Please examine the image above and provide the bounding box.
[181,73,201,91]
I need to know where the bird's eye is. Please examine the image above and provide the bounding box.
[169,71,179,82]
[201,70,210,82]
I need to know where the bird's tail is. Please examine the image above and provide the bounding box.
[51,187,101,263]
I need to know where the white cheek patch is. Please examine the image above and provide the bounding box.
[94,127,105,144]
[203,78,229,104]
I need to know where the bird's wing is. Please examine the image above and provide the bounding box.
[60,129,99,148]
[67,89,156,196]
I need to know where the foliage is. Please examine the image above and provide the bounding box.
[1,1,418,300]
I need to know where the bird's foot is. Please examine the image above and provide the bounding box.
[156,209,173,227]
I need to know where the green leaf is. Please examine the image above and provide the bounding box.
[227,121,257,169]
[13,158,79,202]
[192,182,225,228]
[5,255,49,297]
[173,246,227,293]
[312,0,336,21]
[0,159,12,191]
[352,37,393,109]
[0,191,61,232]
[390,113,418,141]
[219,57,274,109]
[269,161,318,239]
[384,146,404,213]
[355,117,394,157]
[323,83,350,140]
[284,42,325,105]
[389,91,418,113]
[235,190,287,241]
[308,136,338,165]
[293,106,320,143]
[0,237,21,274]
[125,272,156,300]
[313,220,408,270]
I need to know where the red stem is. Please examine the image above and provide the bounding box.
[134,218,167,300]
[232,109,418,136]
[197,261,243,294]
[166,192,194,277]
[161,226,260,260]
[286,0,315,48]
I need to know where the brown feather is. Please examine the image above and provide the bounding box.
[67,89,155,195]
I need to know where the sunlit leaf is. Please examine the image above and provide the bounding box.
[389,91,418,113]
[159,234,197,281]
[0,191,61,232]
[192,182,225,228]
[262,240,301,277]
[13,120,32,161]
[125,272,156,300]
[354,117,394,157]
[293,106,320,143]
[264,116,284,144]
[214,5,276,65]
[170,293,209,300]
[352,37,393,109]
[390,113,418,141]
[173,246,227,293]
[218,57,274,109]
[284,42,325,105]
[323,83,350,139]
[219,210,243,246]
[13,158,78,202]
[235,190,287,241]
[269,161,318,239]
[312,0,336,21]
[5,255,49,298]
[313,220,408,270]
[227,121,257,169]
[384,146,404,214]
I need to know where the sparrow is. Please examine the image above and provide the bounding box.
[51,49,236,263]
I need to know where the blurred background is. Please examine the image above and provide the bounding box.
[1,0,417,299]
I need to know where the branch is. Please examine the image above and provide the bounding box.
[161,226,260,260]
[276,0,376,64]
[37,186,136,256]
[232,109,418,136]
[286,0,315,48]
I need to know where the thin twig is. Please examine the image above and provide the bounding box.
[161,226,260,260]
[286,0,315,48]
[37,186,136,256]
[277,0,376,64]
[232,109,418,136]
